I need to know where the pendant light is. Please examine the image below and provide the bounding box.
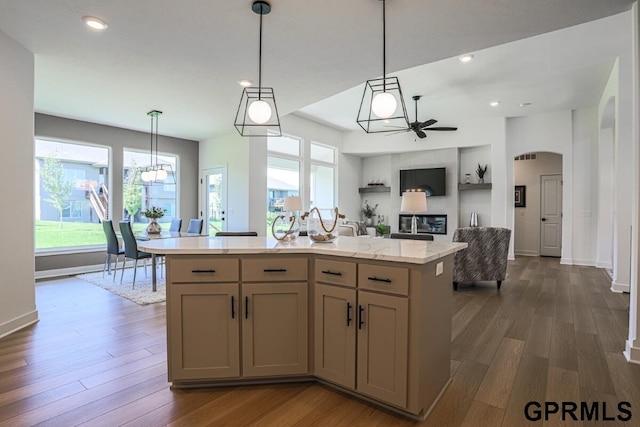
[356,0,409,133]
[234,1,281,137]
[140,110,175,185]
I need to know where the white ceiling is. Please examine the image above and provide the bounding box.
[0,0,635,141]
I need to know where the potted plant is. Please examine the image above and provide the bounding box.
[476,164,488,184]
[376,223,390,237]
[361,200,378,226]
[142,206,166,234]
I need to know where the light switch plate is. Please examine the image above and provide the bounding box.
[436,261,443,276]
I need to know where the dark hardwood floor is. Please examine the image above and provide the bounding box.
[0,257,637,426]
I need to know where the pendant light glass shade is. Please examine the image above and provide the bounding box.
[356,0,409,133]
[234,1,281,137]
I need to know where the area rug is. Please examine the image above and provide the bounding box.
[76,267,166,306]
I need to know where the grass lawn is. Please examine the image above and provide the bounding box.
[35,220,169,249]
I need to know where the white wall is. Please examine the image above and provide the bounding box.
[513,152,563,257]
[0,31,38,337]
[198,114,357,233]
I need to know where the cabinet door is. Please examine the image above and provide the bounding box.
[168,283,239,381]
[242,282,308,377]
[314,283,356,389]
[356,291,408,408]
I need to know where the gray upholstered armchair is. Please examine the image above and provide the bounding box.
[452,227,511,291]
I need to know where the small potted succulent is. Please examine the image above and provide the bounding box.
[476,164,488,184]
[142,206,166,234]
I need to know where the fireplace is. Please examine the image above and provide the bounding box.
[398,214,447,235]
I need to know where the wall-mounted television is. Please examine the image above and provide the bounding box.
[399,167,446,196]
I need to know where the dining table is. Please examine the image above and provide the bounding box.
[135,231,201,291]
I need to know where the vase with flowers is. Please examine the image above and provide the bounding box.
[142,206,166,234]
[361,200,378,226]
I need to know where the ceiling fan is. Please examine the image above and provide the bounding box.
[394,95,458,139]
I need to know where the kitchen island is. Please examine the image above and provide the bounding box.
[138,235,466,420]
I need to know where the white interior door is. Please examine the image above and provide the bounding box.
[201,166,227,235]
[540,174,562,257]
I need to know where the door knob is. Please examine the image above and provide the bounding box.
[541,218,546,221]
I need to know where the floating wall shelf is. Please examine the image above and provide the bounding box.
[359,186,391,193]
[458,183,492,191]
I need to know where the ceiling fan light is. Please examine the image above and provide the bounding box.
[248,99,272,124]
[371,92,397,118]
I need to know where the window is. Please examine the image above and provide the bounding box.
[35,139,110,250]
[267,136,301,234]
[309,142,336,210]
[123,149,178,232]
[265,135,338,234]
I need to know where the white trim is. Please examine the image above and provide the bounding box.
[35,263,103,280]
[611,281,630,293]
[570,258,597,267]
[560,257,573,265]
[514,249,538,257]
[0,310,39,339]
[36,246,103,257]
[624,340,640,364]
[596,261,613,269]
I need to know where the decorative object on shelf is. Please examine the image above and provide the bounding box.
[476,163,487,184]
[234,1,281,137]
[376,223,390,236]
[271,196,301,241]
[361,200,378,226]
[301,207,345,243]
[470,211,479,227]
[463,174,471,184]
[140,110,175,185]
[400,190,427,234]
[515,185,526,207]
[142,206,166,234]
[356,0,409,134]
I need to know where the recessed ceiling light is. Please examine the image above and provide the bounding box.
[490,101,500,107]
[520,102,532,107]
[459,54,474,63]
[238,79,253,87]
[82,16,108,30]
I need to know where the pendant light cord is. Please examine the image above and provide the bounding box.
[382,0,386,92]
[149,114,154,168]
[154,113,159,166]
[258,3,263,100]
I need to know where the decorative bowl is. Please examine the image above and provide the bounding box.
[308,232,337,243]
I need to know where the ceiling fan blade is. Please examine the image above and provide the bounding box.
[415,130,427,139]
[425,127,458,131]
[418,119,437,128]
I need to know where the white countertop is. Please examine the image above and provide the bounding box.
[137,235,467,265]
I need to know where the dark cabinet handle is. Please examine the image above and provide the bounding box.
[367,276,392,283]
[347,302,352,326]
[231,296,235,319]
[321,270,342,276]
[358,305,364,329]
[192,269,216,273]
[245,296,249,319]
[263,268,287,272]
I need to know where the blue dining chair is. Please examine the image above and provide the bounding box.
[187,219,204,234]
[119,221,152,289]
[169,218,182,232]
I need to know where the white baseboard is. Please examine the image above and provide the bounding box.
[35,264,104,280]
[570,258,596,267]
[611,281,630,293]
[514,250,538,257]
[596,261,613,269]
[625,340,640,364]
[0,310,39,339]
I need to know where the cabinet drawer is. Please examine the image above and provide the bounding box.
[315,258,356,287]
[169,256,239,283]
[242,257,308,282]
[358,264,409,296]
